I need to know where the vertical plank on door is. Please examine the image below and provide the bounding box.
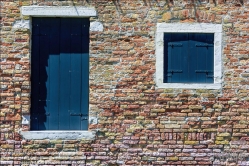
[48,18,60,129]
[31,18,40,130]
[38,18,51,130]
[70,18,82,130]
[59,18,71,130]
[81,53,89,130]
[81,19,90,130]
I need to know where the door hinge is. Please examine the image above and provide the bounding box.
[70,113,82,116]
[168,43,183,47]
[70,112,88,116]
[195,70,213,73]
[81,117,88,120]
[195,44,213,47]
[168,70,183,73]
[206,75,214,78]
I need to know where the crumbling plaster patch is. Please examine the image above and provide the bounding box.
[12,20,30,29]
[90,21,103,32]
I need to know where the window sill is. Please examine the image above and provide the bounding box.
[20,131,96,140]
[156,82,222,89]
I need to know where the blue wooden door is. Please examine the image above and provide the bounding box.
[31,18,89,130]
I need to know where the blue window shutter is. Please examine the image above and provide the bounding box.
[164,33,214,84]
[164,33,188,83]
[31,18,89,130]
[189,33,214,83]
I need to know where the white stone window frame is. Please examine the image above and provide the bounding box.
[156,23,222,89]
[20,6,100,140]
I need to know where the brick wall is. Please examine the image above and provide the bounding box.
[1,0,249,165]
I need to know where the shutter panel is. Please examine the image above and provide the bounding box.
[189,33,214,83]
[164,33,188,83]
[189,33,205,83]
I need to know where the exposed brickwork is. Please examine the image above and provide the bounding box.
[1,0,249,165]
